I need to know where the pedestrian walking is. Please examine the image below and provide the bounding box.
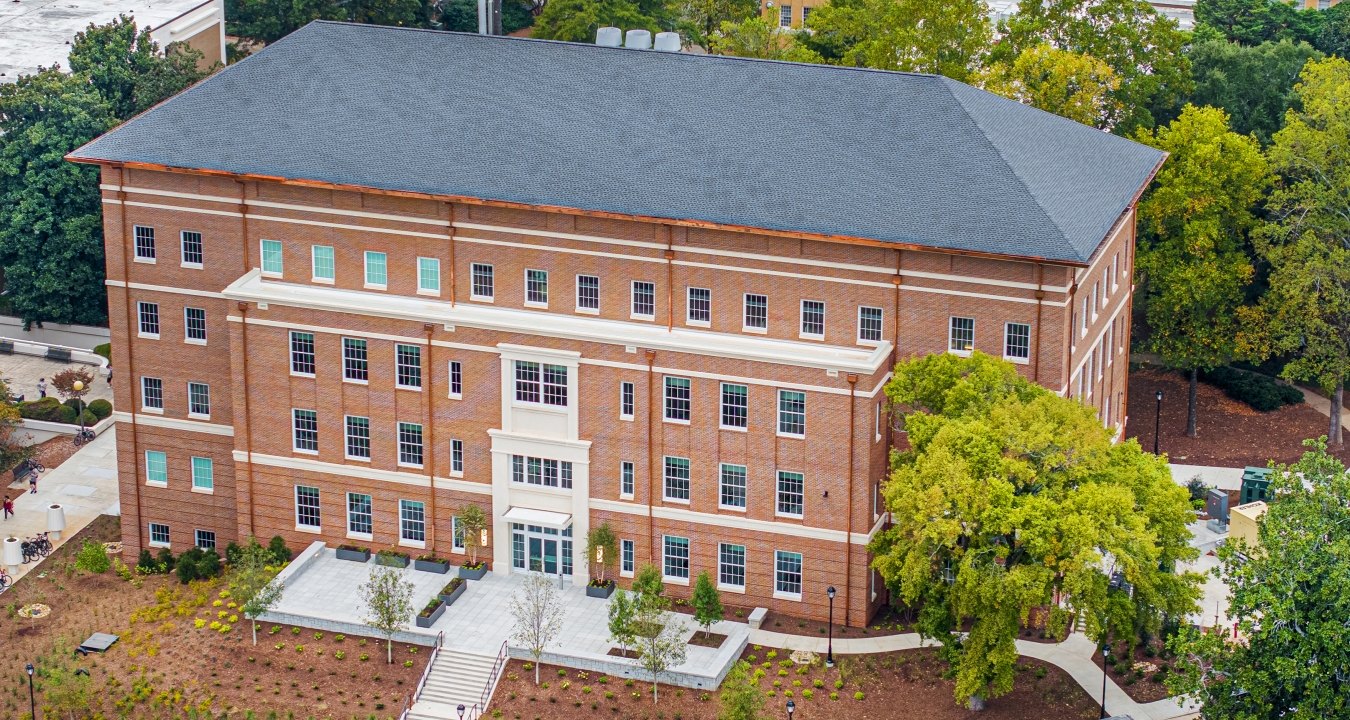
[2,495,12,520]
[106,365,113,385]
[37,378,46,399]
[28,472,37,494]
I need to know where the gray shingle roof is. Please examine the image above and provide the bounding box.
[71,21,1165,264]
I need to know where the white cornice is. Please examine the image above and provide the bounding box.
[113,411,235,436]
[231,450,491,495]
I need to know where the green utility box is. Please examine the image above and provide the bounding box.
[1240,466,1271,505]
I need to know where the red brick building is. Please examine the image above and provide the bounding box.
[69,22,1164,624]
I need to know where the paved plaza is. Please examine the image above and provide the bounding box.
[1,353,112,405]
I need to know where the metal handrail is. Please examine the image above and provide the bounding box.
[478,639,509,713]
[399,631,445,720]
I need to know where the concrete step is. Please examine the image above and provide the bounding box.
[408,699,481,720]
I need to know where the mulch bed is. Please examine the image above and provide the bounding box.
[491,648,1101,720]
[1125,368,1350,467]
[760,604,916,639]
[1016,607,1074,645]
[1090,639,1177,704]
[686,632,727,649]
[0,515,429,719]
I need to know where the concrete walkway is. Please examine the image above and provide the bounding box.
[1,426,120,585]
[1169,463,1244,490]
[1295,384,1347,443]
[749,627,1197,720]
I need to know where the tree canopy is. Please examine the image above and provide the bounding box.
[871,352,1201,707]
[979,44,1122,128]
[1185,39,1322,145]
[671,0,758,50]
[709,16,823,62]
[1195,0,1324,47]
[803,0,991,80]
[1167,439,1350,719]
[531,0,661,42]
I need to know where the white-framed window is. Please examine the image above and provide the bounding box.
[663,456,690,502]
[180,230,203,267]
[663,535,690,581]
[1004,322,1031,363]
[290,331,316,376]
[525,268,549,306]
[777,390,805,437]
[510,455,574,489]
[514,360,567,406]
[1112,252,1121,288]
[777,471,804,517]
[719,463,747,510]
[800,300,825,339]
[1101,270,1108,305]
[399,500,426,544]
[620,381,635,420]
[292,409,318,453]
[875,403,884,442]
[663,377,691,422]
[744,293,768,332]
[395,344,422,390]
[576,274,600,313]
[1091,282,1099,318]
[137,302,160,338]
[140,376,163,411]
[687,287,711,325]
[720,383,748,429]
[858,306,884,344]
[191,456,214,491]
[145,450,168,485]
[718,543,745,589]
[417,257,441,294]
[471,263,494,301]
[775,550,803,597]
[802,5,813,22]
[631,281,656,320]
[779,3,792,26]
[1096,343,1104,381]
[620,461,635,497]
[195,530,216,550]
[312,245,335,282]
[347,492,373,537]
[364,251,387,289]
[345,415,371,460]
[450,439,464,475]
[149,522,170,548]
[260,239,283,276]
[187,382,210,417]
[452,516,465,552]
[1081,296,1089,335]
[621,539,635,577]
[449,360,463,398]
[949,316,974,354]
[295,486,321,530]
[397,422,424,467]
[184,307,207,344]
[342,338,368,382]
[134,225,156,262]
[1106,324,1115,367]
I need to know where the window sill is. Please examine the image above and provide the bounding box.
[295,525,321,535]
[775,512,804,521]
[663,576,690,586]
[346,532,373,542]
[343,378,369,386]
[146,481,167,488]
[857,339,883,347]
[776,432,805,440]
[188,413,211,421]
[524,301,549,310]
[397,463,425,471]
[451,547,466,555]
[773,591,803,602]
[619,493,634,501]
[511,481,573,494]
[718,584,746,595]
[512,401,568,414]
[181,262,203,270]
[742,326,768,335]
[620,570,634,579]
[149,541,171,549]
[663,497,691,505]
[134,257,157,265]
[947,349,973,357]
[185,338,206,346]
[1004,355,1030,365]
[630,314,656,322]
[398,539,427,550]
[798,333,824,342]
[619,414,634,422]
[416,289,441,297]
[719,425,748,433]
[291,372,316,379]
[395,385,423,392]
[718,505,747,513]
[448,393,463,400]
[293,448,318,456]
[470,295,495,304]
[138,333,160,340]
[140,407,164,415]
[685,320,710,328]
[363,283,387,291]
[191,486,214,495]
[663,418,691,426]
[450,470,464,478]
[345,455,371,463]
[312,277,335,285]
[575,307,599,316]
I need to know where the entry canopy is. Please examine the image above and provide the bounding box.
[503,506,572,530]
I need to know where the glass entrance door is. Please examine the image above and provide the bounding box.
[512,522,573,576]
[528,535,559,574]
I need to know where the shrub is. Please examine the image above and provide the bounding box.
[1200,366,1303,412]
[853,691,865,701]
[136,549,157,573]
[18,397,62,421]
[87,398,113,419]
[56,404,78,424]
[175,547,222,584]
[75,539,111,574]
[156,547,176,571]
[77,410,97,426]
[267,536,292,564]
[93,343,111,361]
[63,398,83,411]
[829,692,839,701]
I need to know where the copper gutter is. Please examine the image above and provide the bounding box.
[645,348,657,564]
[423,323,438,548]
[845,373,858,627]
[237,180,251,273]
[1033,263,1044,383]
[115,169,146,551]
[236,301,257,537]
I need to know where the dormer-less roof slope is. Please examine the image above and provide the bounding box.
[70,21,1165,265]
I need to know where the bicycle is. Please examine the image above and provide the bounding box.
[0,567,10,591]
[73,427,96,447]
[21,533,51,563]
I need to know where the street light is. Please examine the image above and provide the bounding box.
[26,663,35,720]
[456,704,465,719]
[825,586,836,668]
[1099,644,1111,719]
[1153,390,1164,455]
[785,698,795,719]
[73,379,85,440]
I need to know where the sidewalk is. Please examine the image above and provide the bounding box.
[2,426,120,584]
[1295,384,1347,442]
[749,627,1198,720]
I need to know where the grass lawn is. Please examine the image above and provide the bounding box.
[0,515,428,720]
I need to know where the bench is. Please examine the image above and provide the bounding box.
[45,347,72,362]
[0,340,12,354]
[747,607,768,630]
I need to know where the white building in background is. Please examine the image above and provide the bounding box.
[0,0,225,83]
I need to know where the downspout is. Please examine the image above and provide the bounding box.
[1033,263,1044,383]
[237,302,257,538]
[664,227,675,331]
[446,203,457,306]
[645,348,657,564]
[237,180,251,274]
[1067,282,1079,395]
[845,373,858,627]
[891,250,902,356]
[116,168,145,551]
[424,323,438,549]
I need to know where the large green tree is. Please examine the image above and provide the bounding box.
[1186,39,1322,145]
[1135,104,1271,438]
[672,0,758,50]
[531,0,661,42]
[871,352,1201,709]
[1316,1,1350,57]
[67,15,213,119]
[225,0,436,45]
[1195,0,1323,47]
[709,16,824,62]
[1257,56,1350,446]
[802,0,991,80]
[1167,439,1350,719]
[978,44,1122,128]
[995,0,1192,134]
[438,0,534,33]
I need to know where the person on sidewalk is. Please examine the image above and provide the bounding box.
[28,472,37,494]
[2,495,12,519]
[106,365,113,385]
[37,378,46,399]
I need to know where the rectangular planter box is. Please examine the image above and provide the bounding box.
[458,563,488,580]
[439,580,467,607]
[416,600,446,628]
[335,547,370,563]
[414,558,451,574]
[374,553,410,569]
[586,580,616,599]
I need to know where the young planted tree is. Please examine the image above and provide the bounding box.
[633,592,687,703]
[458,504,488,568]
[632,563,666,611]
[74,539,111,575]
[39,658,91,720]
[231,539,286,645]
[1135,104,1271,438]
[510,574,565,684]
[607,588,637,657]
[1167,439,1350,718]
[691,571,723,639]
[50,367,96,423]
[586,522,619,587]
[872,352,1202,709]
[717,660,767,720]
[360,565,415,664]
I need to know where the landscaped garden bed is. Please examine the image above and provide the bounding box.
[0,516,429,719]
[1090,637,1178,704]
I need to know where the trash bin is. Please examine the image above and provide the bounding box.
[47,504,66,541]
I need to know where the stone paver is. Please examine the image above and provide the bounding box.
[1,426,120,585]
[1,353,112,405]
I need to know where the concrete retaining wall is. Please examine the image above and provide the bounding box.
[0,317,109,351]
[512,631,747,690]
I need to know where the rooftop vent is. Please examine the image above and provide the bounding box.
[653,32,680,52]
[624,29,652,49]
[596,26,622,47]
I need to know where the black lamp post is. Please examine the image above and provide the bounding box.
[826,586,836,668]
[786,698,796,720]
[1099,644,1111,719]
[456,704,465,719]
[26,663,35,720]
[1153,390,1164,455]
